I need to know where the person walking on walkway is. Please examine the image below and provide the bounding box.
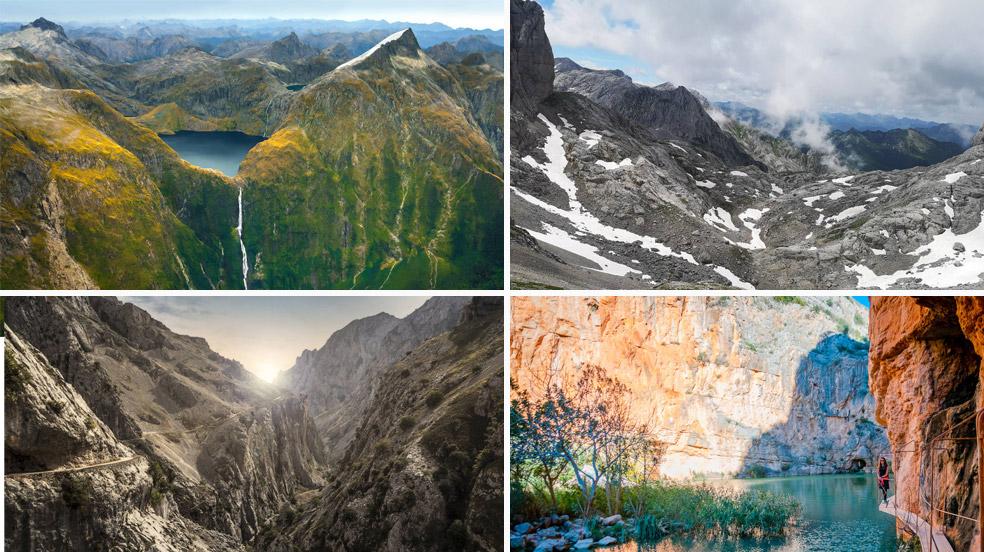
[877,457,890,504]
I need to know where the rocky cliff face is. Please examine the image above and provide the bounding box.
[511,296,887,478]
[283,296,469,458]
[974,122,984,147]
[554,58,759,169]
[4,297,327,548]
[256,297,503,551]
[510,1,984,291]
[868,297,981,551]
[510,0,554,116]
[4,324,242,551]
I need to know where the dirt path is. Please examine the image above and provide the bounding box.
[6,455,139,479]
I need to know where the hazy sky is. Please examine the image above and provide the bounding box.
[541,0,984,125]
[124,296,429,383]
[4,0,502,30]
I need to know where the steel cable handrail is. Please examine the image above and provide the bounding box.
[882,407,982,552]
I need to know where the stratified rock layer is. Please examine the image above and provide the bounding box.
[869,297,981,551]
[511,296,887,477]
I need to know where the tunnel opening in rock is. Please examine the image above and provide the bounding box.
[850,458,867,472]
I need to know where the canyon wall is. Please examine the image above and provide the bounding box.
[4,297,326,548]
[283,296,470,459]
[257,297,504,551]
[511,296,887,478]
[869,297,981,551]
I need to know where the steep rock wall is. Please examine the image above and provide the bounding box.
[283,296,469,459]
[257,297,503,551]
[4,327,241,551]
[4,297,326,546]
[869,297,981,551]
[511,296,887,477]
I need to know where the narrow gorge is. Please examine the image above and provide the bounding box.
[3,295,504,551]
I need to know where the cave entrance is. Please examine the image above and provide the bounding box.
[849,458,866,472]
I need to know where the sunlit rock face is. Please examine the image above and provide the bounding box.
[869,297,982,551]
[511,296,887,478]
[4,297,326,547]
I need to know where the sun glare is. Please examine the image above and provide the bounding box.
[256,365,279,384]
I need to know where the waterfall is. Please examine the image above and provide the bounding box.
[237,186,249,290]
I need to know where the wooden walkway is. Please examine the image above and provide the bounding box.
[879,496,954,552]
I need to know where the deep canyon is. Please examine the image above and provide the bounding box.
[3,296,503,551]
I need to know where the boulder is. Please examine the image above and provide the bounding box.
[534,538,568,552]
[574,538,594,549]
[601,514,622,526]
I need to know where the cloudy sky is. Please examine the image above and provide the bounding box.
[540,0,984,125]
[3,0,502,30]
[124,296,429,383]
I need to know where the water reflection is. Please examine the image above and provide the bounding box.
[610,474,897,552]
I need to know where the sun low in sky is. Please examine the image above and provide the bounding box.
[124,296,429,384]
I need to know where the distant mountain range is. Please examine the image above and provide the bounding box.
[0,17,502,48]
[713,100,977,170]
[715,101,980,148]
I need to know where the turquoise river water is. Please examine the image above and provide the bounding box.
[613,474,897,552]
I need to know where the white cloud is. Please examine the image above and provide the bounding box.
[544,0,984,125]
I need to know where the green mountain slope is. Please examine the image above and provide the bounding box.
[238,29,503,289]
[0,80,243,289]
[830,127,965,171]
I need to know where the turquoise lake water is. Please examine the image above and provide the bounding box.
[613,474,898,552]
[160,131,265,176]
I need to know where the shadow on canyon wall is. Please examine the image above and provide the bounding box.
[737,332,890,478]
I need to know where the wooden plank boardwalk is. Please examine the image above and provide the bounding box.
[879,496,954,552]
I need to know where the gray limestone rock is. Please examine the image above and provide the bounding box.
[510,0,554,116]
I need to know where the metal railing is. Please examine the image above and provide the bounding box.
[882,406,982,552]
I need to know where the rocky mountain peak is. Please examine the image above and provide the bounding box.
[21,17,65,37]
[334,27,420,70]
[553,61,762,168]
[511,0,554,115]
[266,31,316,63]
[555,56,625,79]
[974,121,984,146]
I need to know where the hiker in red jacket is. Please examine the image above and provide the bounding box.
[877,457,890,504]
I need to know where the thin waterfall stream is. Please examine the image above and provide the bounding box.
[238,186,248,289]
